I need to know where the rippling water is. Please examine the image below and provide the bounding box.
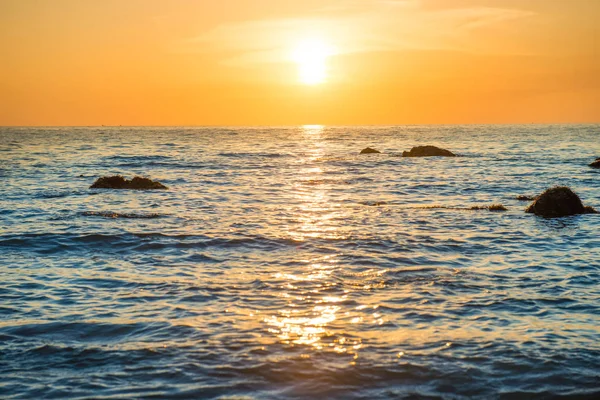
[1,125,599,399]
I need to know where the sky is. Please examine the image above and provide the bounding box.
[0,0,598,126]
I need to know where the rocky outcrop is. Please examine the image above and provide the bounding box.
[525,186,597,217]
[90,175,167,190]
[402,146,456,157]
[360,147,381,154]
[590,158,600,168]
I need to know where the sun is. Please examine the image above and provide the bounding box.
[292,39,333,85]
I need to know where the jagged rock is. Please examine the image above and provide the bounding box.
[525,186,596,217]
[360,147,381,154]
[402,145,456,157]
[90,175,167,190]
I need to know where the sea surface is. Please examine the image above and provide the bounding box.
[1,125,599,399]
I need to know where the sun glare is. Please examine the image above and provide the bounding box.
[292,39,333,85]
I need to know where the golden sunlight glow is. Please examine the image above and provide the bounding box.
[292,39,334,85]
[0,2,598,125]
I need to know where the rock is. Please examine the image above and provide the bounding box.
[470,204,507,211]
[402,145,456,157]
[590,158,600,168]
[82,211,162,219]
[360,147,381,154]
[515,195,537,201]
[525,186,596,217]
[90,175,167,190]
[361,201,387,206]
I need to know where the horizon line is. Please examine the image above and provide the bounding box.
[1,122,599,128]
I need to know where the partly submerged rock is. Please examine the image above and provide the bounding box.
[82,211,162,219]
[515,195,537,201]
[402,145,456,157]
[470,204,508,211]
[361,201,387,206]
[360,147,381,154]
[525,186,596,217]
[413,204,507,211]
[90,175,167,190]
[590,158,600,168]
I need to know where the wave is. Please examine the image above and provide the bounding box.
[0,232,304,254]
[81,211,163,219]
[98,154,212,169]
[103,155,173,162]
[0,321,204,351]
[357,203,508,211]
[106,161,210,169]
[218,152,289,159]
[36,189,96,199]
[299,178,351,186]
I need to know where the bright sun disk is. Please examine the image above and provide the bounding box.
[292,39,333,85]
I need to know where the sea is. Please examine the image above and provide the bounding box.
[1,125,599,399]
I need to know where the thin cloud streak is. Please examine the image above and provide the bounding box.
[185,0,536,65]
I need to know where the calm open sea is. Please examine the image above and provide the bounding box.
[1,125,599,399]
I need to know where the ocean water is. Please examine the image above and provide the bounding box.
[1,125,599,399]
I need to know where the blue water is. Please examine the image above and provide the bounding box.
[1,125,599,399]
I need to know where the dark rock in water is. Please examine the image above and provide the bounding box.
[470,204,508,211]
[82,211,162,219]
[516,195,537,201]
[361,201,387,206]
[90,175,167,190]
[360,147,381,154]
[402,145,456,157]
[590,159,600,168]
[525,186,596,217]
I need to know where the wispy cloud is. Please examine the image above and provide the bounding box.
[184,0,535,65]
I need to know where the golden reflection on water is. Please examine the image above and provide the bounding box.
[286,125,348,241]
[263,125,362,356]
[301,124,325,134]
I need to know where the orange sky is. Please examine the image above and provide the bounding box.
[1,0,598,125]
